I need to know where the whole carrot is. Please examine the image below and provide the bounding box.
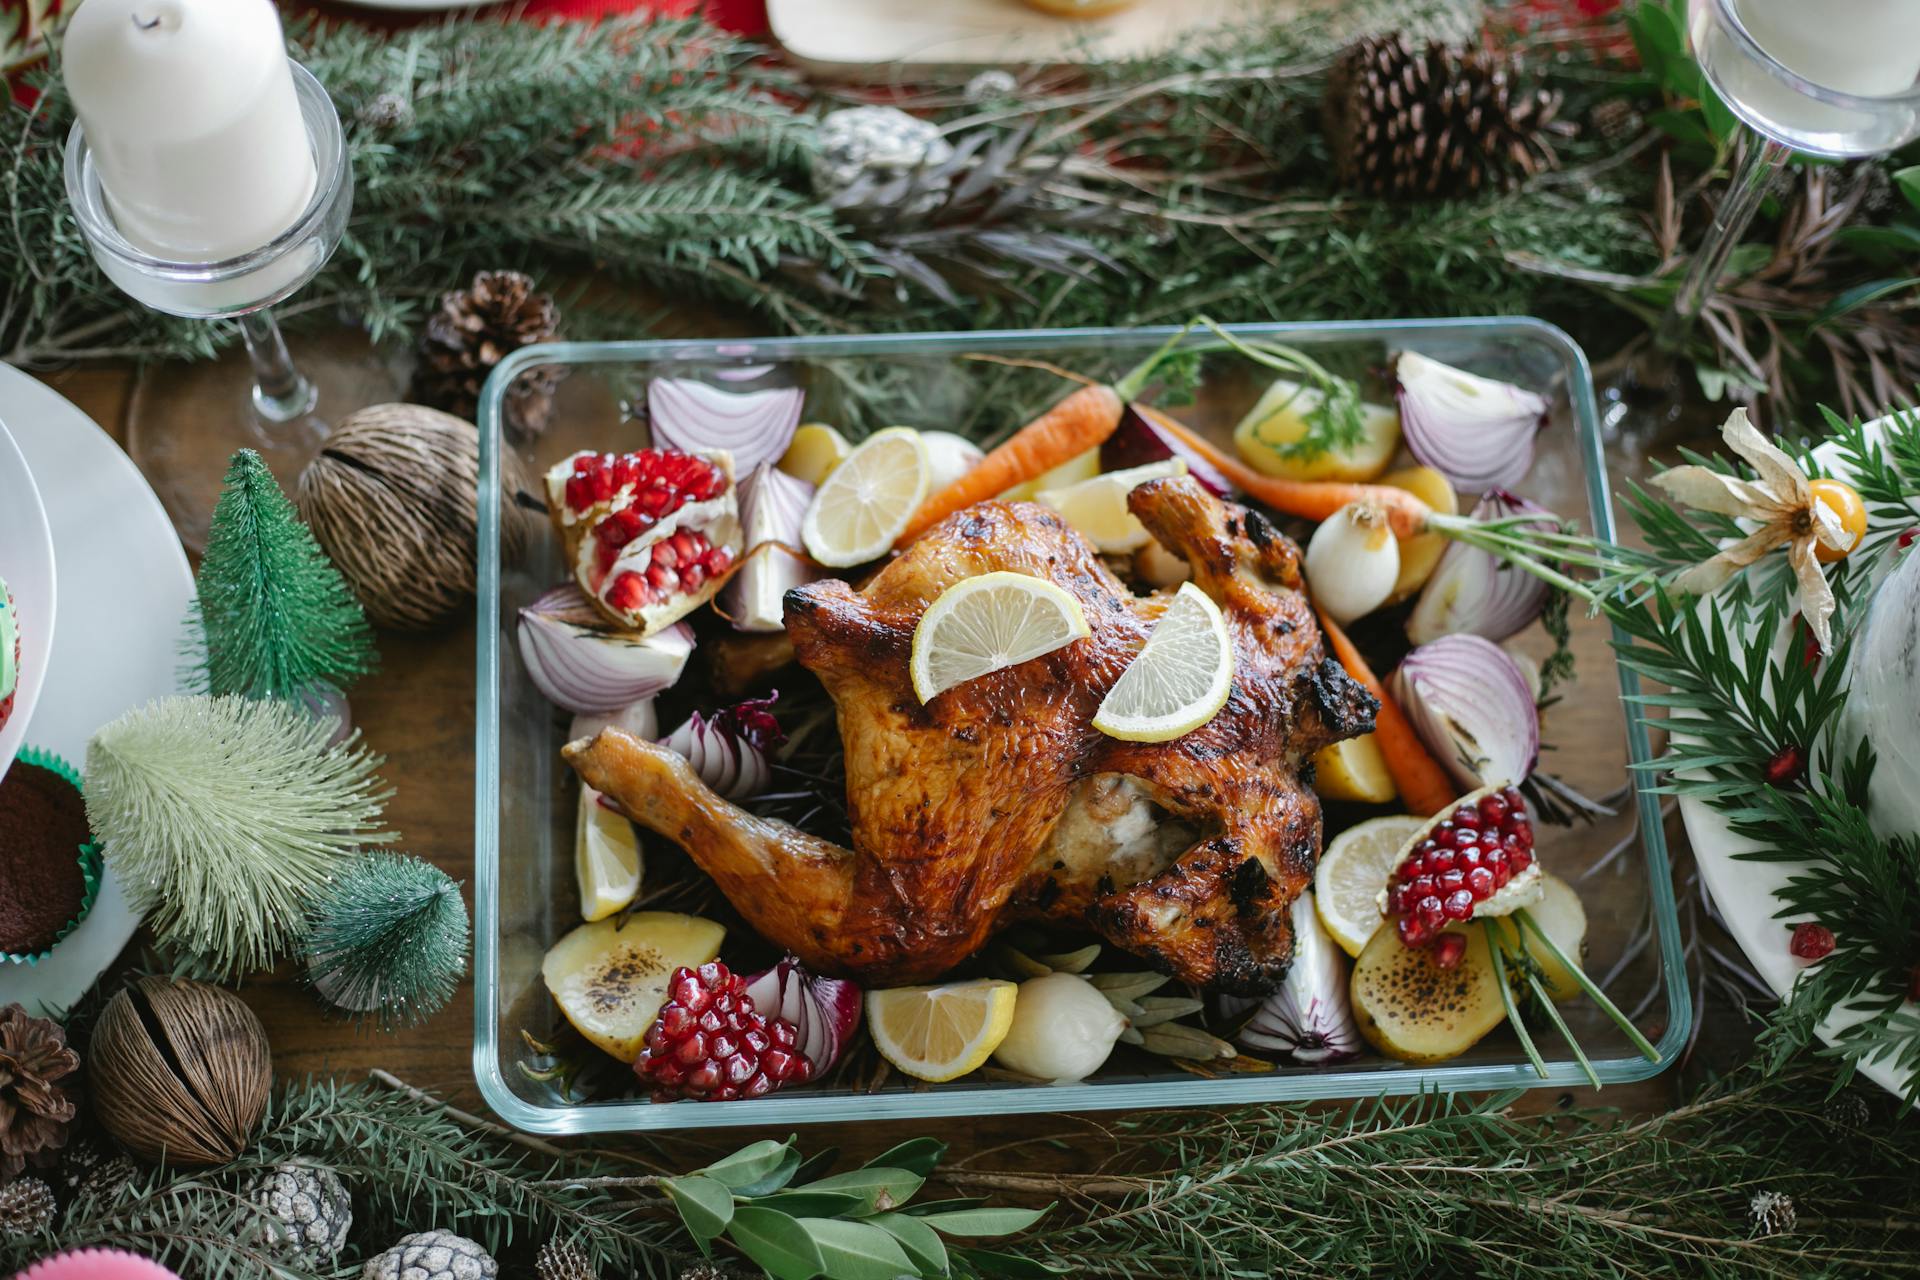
[1317,610,1457,818]
[897,382,1125,546]
[1148,408,1434,541]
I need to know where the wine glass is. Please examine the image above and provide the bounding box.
[64,62,379,550]
[1600,0,1920,443]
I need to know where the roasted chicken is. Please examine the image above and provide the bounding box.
[566,476,1376,993]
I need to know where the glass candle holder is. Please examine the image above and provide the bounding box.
[63,61,356,542]
[1600,0,1920,449]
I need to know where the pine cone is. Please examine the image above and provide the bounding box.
[1324,34,1572,199]
[0,1004,79,1181]
[362,1229,497,1280]
[245,1162,353,1265]
[0,1176,55,1235]
[537,1238,598,1280]
[408,271,563,440]
[69,1154,139,1205]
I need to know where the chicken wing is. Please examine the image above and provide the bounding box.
[565,476,1375,992]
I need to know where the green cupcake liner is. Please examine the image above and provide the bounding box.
[3,745,103,967]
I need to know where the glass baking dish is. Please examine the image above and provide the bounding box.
[474,319,1689,1134]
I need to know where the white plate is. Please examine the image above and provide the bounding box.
[1682,414,1916,1098]
[0,416,56,782]
[0,364,194,1017]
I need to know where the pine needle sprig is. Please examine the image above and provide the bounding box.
[305,853,471,1031]
[84,695,396,976]
[188,449,377,702]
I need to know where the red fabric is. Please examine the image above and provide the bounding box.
[517,0,767,34]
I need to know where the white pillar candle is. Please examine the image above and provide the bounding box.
[63,0,318,263]
[1734,0,1920,96]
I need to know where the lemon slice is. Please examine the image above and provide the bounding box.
[575,785,641,922]
[867,978,1018,1082]
[910,571,1091,703]
[802,427,930,567]
[1036,459,1186,553]
[779,423,851,487]
[1092,582,1233,742]
[1310,734,1397,804]
[1314,814,1425,957]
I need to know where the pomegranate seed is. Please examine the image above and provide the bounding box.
[606,572,650,612]
[1478,794,1509,826]
[1789,922,1834,961]
[1451,805,1478,828]
[646,562,674,591]
[1458,846,1484,871]
[652,542,680,569]
[1466,866,1494,898]
[1900,527,1919,550]
[572,453,596,474]
[1442,889,1474,920]
[1432,933,1468,969]
[565,474,593,512]
[1438,868,1465,894]
[1765,745,1806,787]
[1429,847,1457,874]
[1510,848,1533,874]
[1416,896,1446,930]
[1398,916,1429,946]
[674,1033,709,1066]
[1449,827,1479,850]
[707,547,733,574]
[1409,875,1437,899]
[682,563,708,591]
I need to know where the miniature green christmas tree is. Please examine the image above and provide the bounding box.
[85,695,395,976]
[190,449,377,701]
[305,852,470,1030]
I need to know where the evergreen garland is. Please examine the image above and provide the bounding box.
[305,853,471,1030]
[84,695,395,976]
[189,450,377,702]
[4,1060,1913,1279]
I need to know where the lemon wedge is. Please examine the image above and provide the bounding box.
[867,978,1018,1082]
[801,426,930,567]
[910,571,1091,703]
[1311,734,1397,805]
[1314,814,1425,957]
[1092,582,1233,742]
[1000,445,1100,501]
[779,423,852,487]
[1036,459,1186,553]
[575,785,641,922]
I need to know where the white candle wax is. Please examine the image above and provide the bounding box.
[1733,0,1920,96]
[63,0,318,263]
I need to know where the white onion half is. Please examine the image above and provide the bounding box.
[648,378,803,475]
[1393,634,1540,790]
[1395,351,1549,494]
[518,586,694,713]
[1407,491,1554,644]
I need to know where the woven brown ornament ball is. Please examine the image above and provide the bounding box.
[298,404,530,631]
[88,978,271,1167]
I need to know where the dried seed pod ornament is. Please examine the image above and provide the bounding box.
[88,979,271,1166]
[298,404,531,631]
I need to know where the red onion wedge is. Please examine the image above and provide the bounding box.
[720,464,824,632]
[648,378,803,475]
[744,955,862,1076]
[1238,893,1360,1064]
[518,585,694,713]
[1394,352,1549,495]
[660,692,786,800]
[1102,404,1234,497]
[1392,634,1540,791]
[1407,491,1554,645]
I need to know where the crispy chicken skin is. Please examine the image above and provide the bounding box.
[565,476,1376,993]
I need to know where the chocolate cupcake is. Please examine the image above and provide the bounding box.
[0,748,101,964]
[0,574,18,732]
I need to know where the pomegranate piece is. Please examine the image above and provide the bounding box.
[1788,921,1834,962]
[636,961,814,1102]
[1382,783,1543,949]
[545,447,741,635]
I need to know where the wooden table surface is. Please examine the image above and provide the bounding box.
[27,345,1712,1168]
